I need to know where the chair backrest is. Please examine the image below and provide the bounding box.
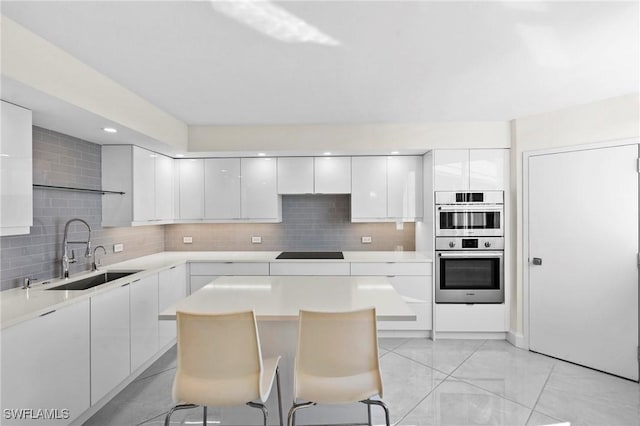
[173,310,263,406]
[295,308,382,388]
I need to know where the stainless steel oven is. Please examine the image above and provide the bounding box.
[435,237,504,304]
[435,191,504,237]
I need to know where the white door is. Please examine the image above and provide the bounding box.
[314,156,351,194]
[351,156,387,220]
[177,159,204,220]
[277,157,313,194]
[204,158,241,219]
[241,157,279,220]
[528,143,639,380]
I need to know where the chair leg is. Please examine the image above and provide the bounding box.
[203,406,207,426]
[247,401,268,426]
[361,399,390,426]
[367,402,372,426]
[276,367,284,426]
[164,403,198,426]
[287,401,316,426]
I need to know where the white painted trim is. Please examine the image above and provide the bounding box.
[507,331,526,349]
[522,137,640,351]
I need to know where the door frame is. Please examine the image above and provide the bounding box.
[522,138,639,350]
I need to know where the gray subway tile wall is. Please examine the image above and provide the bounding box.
[0,127,164,290]
[164,195,415,251]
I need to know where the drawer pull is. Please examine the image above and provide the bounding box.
[386,275,396,278]
[121,283,130,287]
[39,310,56,317]
[132,279,140,283]
[170,266,177,270]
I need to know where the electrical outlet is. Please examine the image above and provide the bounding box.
[361,236,372,244]
[113,243,124,253]
[251,236,262,244]
[183,236,193,244]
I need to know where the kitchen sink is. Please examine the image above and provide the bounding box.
[46,271,140,291]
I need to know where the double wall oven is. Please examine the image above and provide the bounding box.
[435,191,505,304]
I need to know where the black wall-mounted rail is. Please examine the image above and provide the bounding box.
[33,184,125,195]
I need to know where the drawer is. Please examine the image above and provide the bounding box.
[350,262,432,276]
[389,276,432,303]
[378,302,431,331]
[190,262,269,276]
[269,262,350,276]
[435,304,507,332]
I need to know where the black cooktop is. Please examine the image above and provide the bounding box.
[276,251,344,260]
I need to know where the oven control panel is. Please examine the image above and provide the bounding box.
[436,237,504,250]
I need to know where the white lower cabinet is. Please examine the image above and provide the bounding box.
[350,262,432,332]
[90,284,131,405]
[130,274,159,372]
[189,262,270,293]
[1,300,90,425]
[158,264,187,347]
[269,262,350,276]
[435,303,507,332]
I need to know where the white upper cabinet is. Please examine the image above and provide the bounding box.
[177,159,204,220]
[103,146,175,226]
[155,154,175,220]
[241,157,281,221]
[434,149,507,191]
[278,156,351,194]
[314,156,351,194]
[0,101,32,236]
[352,156,422,222]
[132,147,155,222]
[204,158,241,219]
[277,157,314,194]
[469,149,507,190]
[387,156,423,220]
[351,156,388,220]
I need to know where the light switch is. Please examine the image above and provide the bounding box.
[113,243,124,253]
[251,236,262,244]
[183,236,193,244]
[361,236,372,244]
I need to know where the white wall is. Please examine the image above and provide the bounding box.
[189,122,511,153]
[510,93,640,337]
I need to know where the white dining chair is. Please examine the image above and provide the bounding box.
[164,310,283,426]
[287,308,390,426]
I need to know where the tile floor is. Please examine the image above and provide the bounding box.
[84,339,640,426]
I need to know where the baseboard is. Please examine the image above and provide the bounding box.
[507,330,526,349]
[378,330,431,339]
[435,331,506,340]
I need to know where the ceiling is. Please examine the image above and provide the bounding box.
[2,0,638,127]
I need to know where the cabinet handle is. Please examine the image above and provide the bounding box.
[386,275,396,278]
[39,310,56,317]
[223,262,233,264]
[170,266,177,269]
[132,279,140,283]
[121,283,130,287]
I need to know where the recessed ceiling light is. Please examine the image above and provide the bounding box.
[391,151,399,154]
[323,152,332,156]
[258,153,266,157]
[176,154,185,158]
[102,127,117,133]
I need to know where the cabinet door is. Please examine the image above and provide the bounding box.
[314,156,351,194]
[133,147,156,222]
[177,159,204,220]
[0,101,32,236]
[130,274,159,372]
[204,158,241,219]
[155,154,175,220]
[433,150,469,191]
[351,157,387,220]
[1,301,90,425]
[277,157,314,194]
[90,284,130,405]
[469,149,507,190]
[387,156,423,220]
[158,265,187,346]
[241,157,280,220]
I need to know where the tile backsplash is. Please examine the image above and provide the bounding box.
[165,194,415,251]
[0,128,164,290]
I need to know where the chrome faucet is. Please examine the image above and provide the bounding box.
[91,245,107,271]
[61,218,92,279]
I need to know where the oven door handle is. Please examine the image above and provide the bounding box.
[438,252,504,258]
[437,205,503,212]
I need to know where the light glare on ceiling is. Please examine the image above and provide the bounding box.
[102,127,117,133]
[210,0,340,46]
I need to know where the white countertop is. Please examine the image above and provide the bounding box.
[160,275,416,321]
[0,250,431,329]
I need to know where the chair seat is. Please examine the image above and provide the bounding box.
[295,370,382,404]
